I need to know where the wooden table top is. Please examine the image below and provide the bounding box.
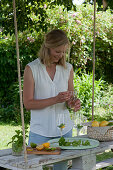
[0,136,113,170]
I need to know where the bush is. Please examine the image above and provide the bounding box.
[46,4,113,83]
[0,31,44,117]
[74,69,107,120]
[94,84,113,121]
[0,79,30,123]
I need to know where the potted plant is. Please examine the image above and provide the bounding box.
[8,126,28,156]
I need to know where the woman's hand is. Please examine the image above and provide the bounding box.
[67,98,81,112]
[56,91,71,103]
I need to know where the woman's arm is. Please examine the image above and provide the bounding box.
[67,66,81,112]
[23,65,71,110]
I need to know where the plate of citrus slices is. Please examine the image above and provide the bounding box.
[26,142,61,155]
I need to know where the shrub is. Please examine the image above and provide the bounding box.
[94,85,113,121]
[0,79,30,123]
[74,69,107,120]
[46,4,113,82]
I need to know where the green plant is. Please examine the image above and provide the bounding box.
[73,69,107,120]
[0,78,30,123]
[7,126,28,154]
[93,84,113,121]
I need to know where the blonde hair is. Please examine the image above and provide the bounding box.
[39,29,70,67]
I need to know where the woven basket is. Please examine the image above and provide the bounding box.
[87,126,113,141]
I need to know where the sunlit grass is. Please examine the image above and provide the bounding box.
[0,123,29,150]
[96,150,113,162]
[97,150,113,170]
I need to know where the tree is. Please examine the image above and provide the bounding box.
[1,0,75,35]
[86,0,113,11]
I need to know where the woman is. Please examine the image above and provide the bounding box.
[23,29,81,170]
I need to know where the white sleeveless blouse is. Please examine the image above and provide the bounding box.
[28,58,74,137]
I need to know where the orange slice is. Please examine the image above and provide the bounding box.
[61,125,65,129]
[42,142,50,149]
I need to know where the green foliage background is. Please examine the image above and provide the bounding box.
[0,2,113,123]
[1,0,74,35]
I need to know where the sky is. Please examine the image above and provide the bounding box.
[73,0,85,5]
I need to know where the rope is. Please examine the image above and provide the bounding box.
[92,0,96,121]
[13,0,27,164]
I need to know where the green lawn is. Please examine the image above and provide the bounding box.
[0,123,29,150]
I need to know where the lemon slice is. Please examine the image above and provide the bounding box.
[99,120,109,127]
[91,121,99,127]
[27,148,33,151]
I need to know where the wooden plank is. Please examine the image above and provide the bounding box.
[0,149,12,157]
[0,162,43,170]
[26,147,61,155]
[0,154,43,170]
[96,158,113,169]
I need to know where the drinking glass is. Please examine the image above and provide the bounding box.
[69,91,82,136]
[69,91,78,120]
[56,113,67,137]
[69,91,77,111]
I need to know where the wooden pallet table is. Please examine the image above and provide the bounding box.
[0,136,113,170]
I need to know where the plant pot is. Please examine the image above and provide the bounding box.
[12,143,23,156]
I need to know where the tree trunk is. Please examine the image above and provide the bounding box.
[103,0,108,10]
